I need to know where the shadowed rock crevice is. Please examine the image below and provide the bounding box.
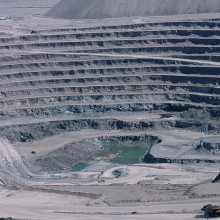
[212,173,220,183]
[143,153,218,164]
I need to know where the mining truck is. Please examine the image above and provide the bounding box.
[201,204,220,218]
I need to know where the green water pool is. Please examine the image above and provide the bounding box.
[72,163,88,172]
[72,144,149,171]
[92,144,149,164]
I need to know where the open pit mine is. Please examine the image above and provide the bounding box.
[0,0,219,219]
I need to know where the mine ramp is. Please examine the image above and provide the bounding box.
[202,204,220,218]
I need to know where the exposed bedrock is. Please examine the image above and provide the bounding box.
[0,115,219,144]
[143,152,220,164]
[0,103,219,121]
[196,137,220,154]
[143,132,220,165]
[143,153,218,164]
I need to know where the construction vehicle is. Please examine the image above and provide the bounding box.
[202,204,220,218]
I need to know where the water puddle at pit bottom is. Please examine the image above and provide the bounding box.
[72,145,149,171]
[72,163,88,172]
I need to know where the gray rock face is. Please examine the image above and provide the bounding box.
[196,138,220,154]
[46,0,220,19]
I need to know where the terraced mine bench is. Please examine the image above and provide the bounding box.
[0,16,219,182]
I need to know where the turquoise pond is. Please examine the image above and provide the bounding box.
[72,144,149,171]
[72,163,88,172]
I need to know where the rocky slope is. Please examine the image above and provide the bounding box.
[46,0,220,19]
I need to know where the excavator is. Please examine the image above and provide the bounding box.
[202,204,220,218]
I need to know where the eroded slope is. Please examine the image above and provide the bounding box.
[46,0,220,19]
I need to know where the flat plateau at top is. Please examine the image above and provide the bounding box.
[0,0,219,219]
[0,0,60,17]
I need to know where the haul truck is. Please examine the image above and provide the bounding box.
[202,204,220,218]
